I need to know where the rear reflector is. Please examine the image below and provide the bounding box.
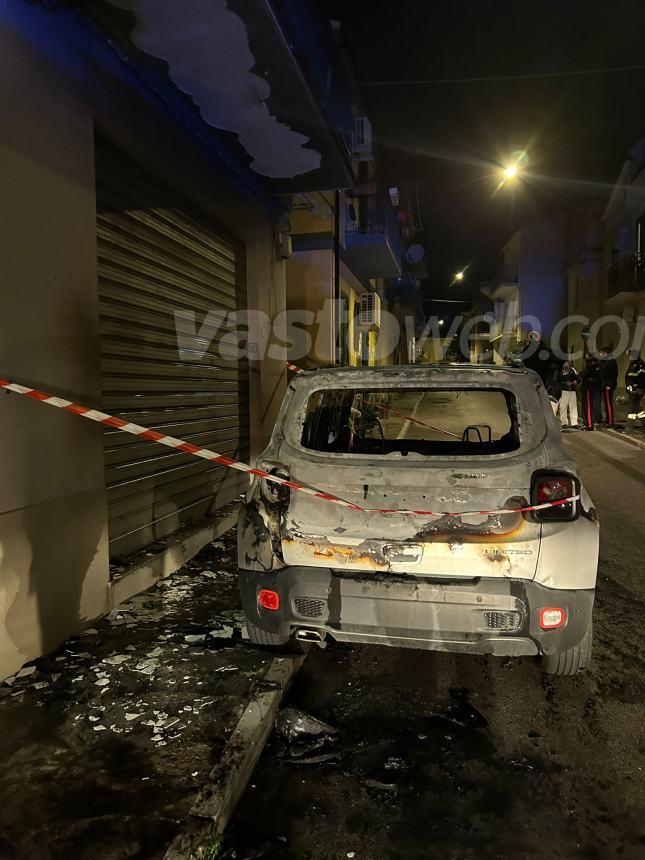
[258,589,280,611]
[539,607,566,629]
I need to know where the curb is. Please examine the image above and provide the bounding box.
[164,651,306,859]
[598,426,645,451]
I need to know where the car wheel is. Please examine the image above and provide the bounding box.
[540,624,593,676]
[244,621,304,653]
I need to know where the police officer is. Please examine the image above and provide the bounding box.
[625,350,645,424]
[600,345,619,427]
[581,353,602,431]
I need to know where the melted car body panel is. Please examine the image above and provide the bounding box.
[238,366,599,592]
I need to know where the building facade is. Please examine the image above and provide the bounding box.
[0,2,403,679]
[483,214,567,363]
[598,141,645,382]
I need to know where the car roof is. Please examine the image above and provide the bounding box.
[292,363,531,378]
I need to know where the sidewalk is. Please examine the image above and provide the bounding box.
[599,424,645,450]
[598,402,645,449]
[0,528,302,859]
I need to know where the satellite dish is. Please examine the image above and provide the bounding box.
[406,244,425,265]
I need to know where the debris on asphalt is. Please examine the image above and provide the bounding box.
[275,708,338,743]
[284,751,340,765]
[364,779,397,793]
[275,707,339,766]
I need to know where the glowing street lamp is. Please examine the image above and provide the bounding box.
[498,151,527,186]
[454,270,465,282]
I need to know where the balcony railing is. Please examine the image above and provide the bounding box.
[489,317,521,341]
[607,254,645,299]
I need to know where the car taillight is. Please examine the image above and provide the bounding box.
[258,589,280,611]
[531,472,578,522]
[256,461,292,505]
[539,607,566,629]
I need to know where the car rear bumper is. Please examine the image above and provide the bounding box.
[238,567,594,657]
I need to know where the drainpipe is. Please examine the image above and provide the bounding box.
[334,189,341,364]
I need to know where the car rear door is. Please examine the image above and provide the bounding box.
[277,372,546,581]
[281,459,542,580]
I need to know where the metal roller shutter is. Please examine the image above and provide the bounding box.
[95,136,249,559]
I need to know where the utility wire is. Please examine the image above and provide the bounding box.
[360,63,645,86]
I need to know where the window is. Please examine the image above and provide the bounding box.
[301,388,519,456]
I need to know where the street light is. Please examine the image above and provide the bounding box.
[499,151,527,186]
[454,270,465,282]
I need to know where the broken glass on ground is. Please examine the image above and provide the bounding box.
[0,527,287,859]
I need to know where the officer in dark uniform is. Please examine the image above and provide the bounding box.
[581,354,602,431]
[600,346,619,427]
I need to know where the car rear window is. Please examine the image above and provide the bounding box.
[300,388,520,455]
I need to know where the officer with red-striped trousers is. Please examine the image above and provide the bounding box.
[600,345,618,428]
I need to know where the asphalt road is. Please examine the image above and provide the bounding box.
[225,430,645,860]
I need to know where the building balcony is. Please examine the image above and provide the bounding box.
[488,317,521,342]
[82,0,355,195]
[606,254,645,304]
[482,265,520,301]
[343,194,404,281]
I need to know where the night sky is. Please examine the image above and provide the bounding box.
[319,0,645,303]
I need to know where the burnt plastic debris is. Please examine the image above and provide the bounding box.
[275,707,339,765]
[275,707,337,743]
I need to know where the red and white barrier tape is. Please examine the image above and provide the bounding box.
[0,377,579,518]
[286,362,460,438]
[0,378,359,511]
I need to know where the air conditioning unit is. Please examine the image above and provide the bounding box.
[623,305,636,324]
[352,117,374,161]
[276,231,292,260]
[359,292,381,331]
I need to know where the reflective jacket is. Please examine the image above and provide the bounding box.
[626,359,645,394]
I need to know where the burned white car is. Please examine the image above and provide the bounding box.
[238,365,599,675]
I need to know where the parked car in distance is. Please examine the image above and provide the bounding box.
[238,365,599,675]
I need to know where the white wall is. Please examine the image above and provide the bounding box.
[0,7,286,679]
[0,24,110,678]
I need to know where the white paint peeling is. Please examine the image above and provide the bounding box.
[109,0,322,177]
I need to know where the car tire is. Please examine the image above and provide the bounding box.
[244,621,305,654]
[540,624,593,676]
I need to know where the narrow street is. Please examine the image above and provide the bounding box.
[225,430,645,860]
[3,3,645,858]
